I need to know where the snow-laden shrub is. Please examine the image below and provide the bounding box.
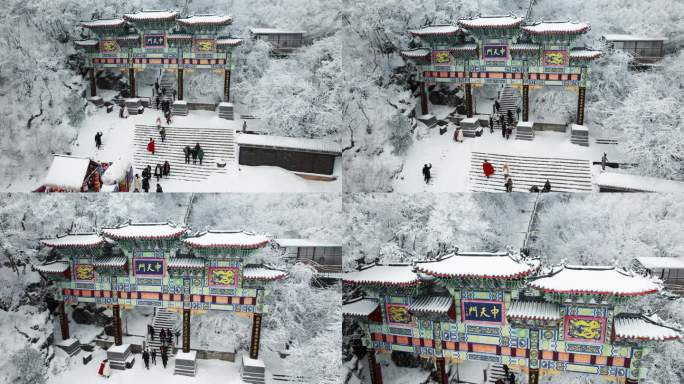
[10,346,47,384]
[387,112,413,155]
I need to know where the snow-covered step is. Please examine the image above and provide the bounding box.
[241,356,266,384]
[469,152,593,192]
[107,344,132,370]
[174,351,197,377]
[56,338,81,356]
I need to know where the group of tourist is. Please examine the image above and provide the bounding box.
[133,162,167,193]
[482,159,552,193]
[488,111,517,140]
[184,143,205,165]
[142,324,179,369]
[155,80,175,125]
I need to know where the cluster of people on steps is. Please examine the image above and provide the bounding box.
[133,163,167,193]
[482,159,552,193]
[141,323,179,370]
[184,143,205,165]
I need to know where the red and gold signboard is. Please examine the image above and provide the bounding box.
[74,264,94,281]
[543,50,568,67]
[194,39,216,53]
[385,303,412,326]
[432,50,452,66]
[208,267,239,287]
[101,40,119,52]
[564,315,605,343]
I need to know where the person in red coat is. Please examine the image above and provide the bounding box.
[147,138,155,155]
[482,160,495,178]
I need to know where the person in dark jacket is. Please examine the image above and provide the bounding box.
[501,119,507,138]
[494,100,500,112]
[183,146,191,164]
[151,348,157,365]
[154,163,163,182]
[543,179,552,193]
[95,132,103,149]
[142,176,150,193]
[175,329,181,345]
[197,146,205,165]
[163,161,170,177]
[505,177,513,193]
[159,328,166,344]
[422,163,432,184]
[159,126,166,142]
[516,106,521,120]
[148,324,155,340]
[142,349,150,370]
[507,109,513,124]
[489,116,494,133]
[166,328,173,345]
[156,183,163,193]
[192,143,201,164]
[161,348,168,368]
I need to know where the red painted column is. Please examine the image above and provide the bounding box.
[435,357,448,384]
[223,69,231,102]
[465,83,473,118]
[58,301,70,340]
[528,367,539,384]
[113,304,122,346]
[128,68,136,98]
[576,86,586,125]
[367,349,383,384]
[177,68,184,101]
[522,84,530,121]
[182,308,191,353]
[419,81,428,115]
[89,69,97,97]
[249,313,262,359]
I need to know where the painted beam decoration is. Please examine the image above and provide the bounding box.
[431,50,452,66]
[208,266,239,287]
[74,264,95,281]
[543,50,568,67]
[385,303,412,326]
[462,299,504,324]
[564,315,605,343]
[101,40,119,52]
[194,39,216,53]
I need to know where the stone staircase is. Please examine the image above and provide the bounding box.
[487,363,507,383]
[133,124,236,183]
[146,308,178,354]
[159,70,176,102]
[469,151,593,193]
[241,355,266,384]
[491,86,519,131]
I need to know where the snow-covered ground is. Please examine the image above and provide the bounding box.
[393,118,622,193]
[36,105,341,193]
[49,347,247,384]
